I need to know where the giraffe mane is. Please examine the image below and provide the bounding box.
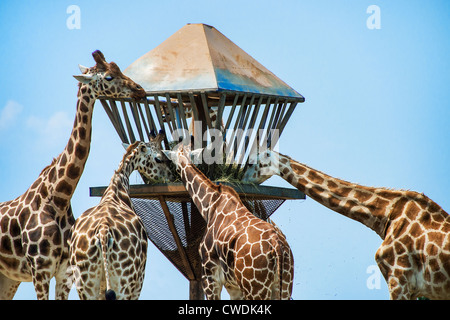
[186,161,219,192]
[218,183,241,201]
[117,141,141,173]
[39,157,57,175]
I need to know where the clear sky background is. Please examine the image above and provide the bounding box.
[0,0,449,300]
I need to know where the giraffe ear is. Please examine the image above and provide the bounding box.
[73,74,93,84]
[190,148,203,164]
[162,150,176,162]
[78,64,89,74]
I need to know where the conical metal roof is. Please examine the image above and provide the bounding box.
[124,23,304,101]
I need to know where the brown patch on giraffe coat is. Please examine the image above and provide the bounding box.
[426,242,439,256]
[9,219,20,237]
[67,138,74,154]
[53,196,68,210]
[405,201,421,221]
[290,161,307,175]
[67,164,81,180]
[327,180,339,192]
[354,189,373,203]
[75,144,88,160]
[307,170,324,185]
[381,246,395,267]
[337,187,353,198]
[48,167,57,183]
[366,197,390,216]
[31,196,41,211]
[60,154,67,166]
[56,180,73,196]
[79,102,89,113]
[428,231,445,245]
[78,127,87,140]
[394,241,406,256]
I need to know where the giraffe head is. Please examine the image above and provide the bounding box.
[243,149,282,184]
[73,50,146,100]
[162,143,203,173]
[122,132,174,182]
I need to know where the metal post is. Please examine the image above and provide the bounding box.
[189,280,205,300]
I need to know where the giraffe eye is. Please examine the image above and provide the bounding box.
[105,75,113,81]
[155,157,162,164]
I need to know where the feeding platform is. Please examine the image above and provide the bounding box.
[91,23,305,299]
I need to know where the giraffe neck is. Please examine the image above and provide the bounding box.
[101,151,136,207]
[40,84,95,212]
[277,152,400,238]
[179,162,220,221]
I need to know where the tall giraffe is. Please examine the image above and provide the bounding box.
[69,134,173,300]
[163,144,293,300]
[243,149,450,300]
[0,50,146,300]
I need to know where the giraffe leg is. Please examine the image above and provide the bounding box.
[78,267,102,300]
[33,274,51,300]
[201,263,223,300]
[54,263,72,300]
[0,273,21,300]
[225,283,244,300]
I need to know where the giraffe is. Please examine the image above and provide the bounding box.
[243,149,450,300]
[69,134,173,300]
[0,50,146,300]
[163,144,294,300]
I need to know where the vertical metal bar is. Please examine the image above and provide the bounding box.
[120,100,136,143]
[267,99,288,149]
[214,93,226,130]
[240,97,272,178]
[277,101,297,133]
[188,92,200,122]
[224,94,239,132]
[200,92,213,130]
[137,102,151,140]
[165,93,178,130]
[236,95,263,173]
[225,94,248,174]
[232,94,256,177]
[177,93,189,133]
[158,196,195,281]
[209,93,227,178]
[153,95,170,148]
[100,99,129,144]
[130,101,145,141]
[188,92,201,141]
[108,99,129,143]
[270,101,298,148]
[143,98,157,134]
[264,98,281,148]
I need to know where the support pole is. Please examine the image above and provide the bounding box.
[189,280,205,300]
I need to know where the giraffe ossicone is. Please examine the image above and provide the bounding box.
[0,50,145,300]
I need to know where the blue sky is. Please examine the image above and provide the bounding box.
[0,0,449,299]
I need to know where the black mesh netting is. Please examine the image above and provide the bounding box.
[131,196,285,280]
